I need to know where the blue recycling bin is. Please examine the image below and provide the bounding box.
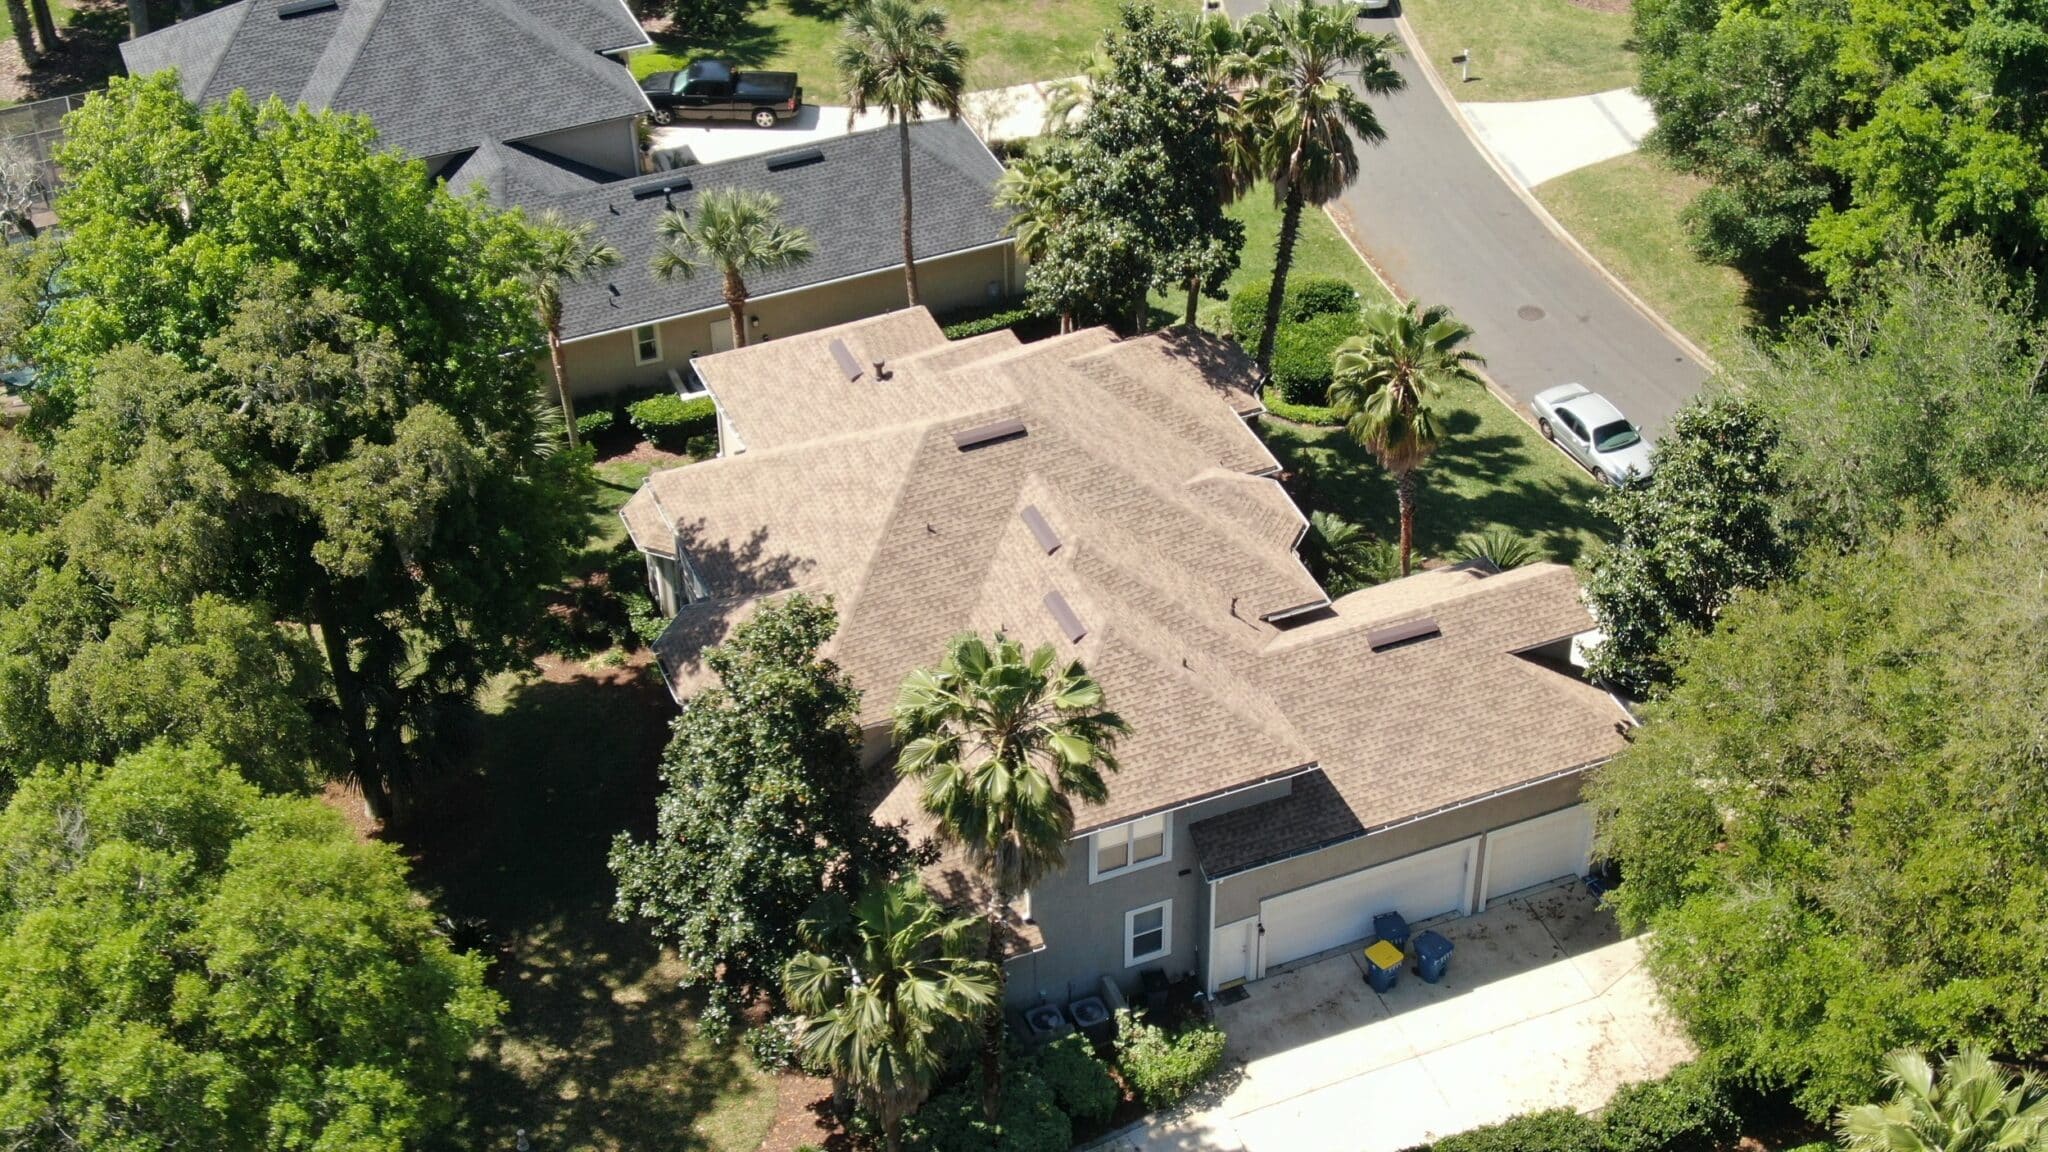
[1413,930,1454,984]
[1372,910,1410,951]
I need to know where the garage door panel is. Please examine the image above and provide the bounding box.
[1259,838,1477,970]
[1482,805,1594,905]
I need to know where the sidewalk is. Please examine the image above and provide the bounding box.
[1459,88,1655,188]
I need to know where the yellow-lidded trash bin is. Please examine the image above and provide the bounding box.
[1364,938,1404,993]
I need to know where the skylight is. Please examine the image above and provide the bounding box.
[828,338,863,381]
[632,177,692,201]
[1367,617,1441,652]
[764,147,825,172]
[278,0,337,16]
[952,418,1027,451]
[1020,505,1061,554]
[1043,591,1087,642]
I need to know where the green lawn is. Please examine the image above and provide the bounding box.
[1263,391,1611,567]
[1536,151,1752,361]
[402,452,777,1152]
[1398,0,1637,102]
[1166,183,1399,333]
[630,0,1128,94]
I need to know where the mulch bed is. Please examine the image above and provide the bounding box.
[757,1073,845,1152]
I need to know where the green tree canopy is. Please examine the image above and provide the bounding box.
[0,76,587,814]
[1581,392,1792,696]
[0,742,500,1150]
[609,595,903,1036]
[1587,491,2048,1117]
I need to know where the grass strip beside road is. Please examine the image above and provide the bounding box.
[1534,151,1752,362]
[1398,0,1636,103]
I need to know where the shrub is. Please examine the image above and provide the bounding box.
[1450,526,1542,570]
[626,392,716,448]
[1029,1033,1118,1126]
[575,408,615,438]
[1228,274,1361,342]
[1599,1064,1738,1152]
[1432,1108,1603,1152]
[1270,311,1363,406]
[904,1065,1070,1152]
[1113,1009,1227,1109]
[741,1016,802,1073]
[939,303,1059,341]
[1260,384,1344,426]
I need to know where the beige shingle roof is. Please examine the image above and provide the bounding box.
[629,308,1626,877]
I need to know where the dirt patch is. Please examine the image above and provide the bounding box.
[0,0,129,104]
[758,1073,844,1152]
[594,437,692,467]
[1563,0,1631,13]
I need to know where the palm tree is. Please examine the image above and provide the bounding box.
[521,209,619,447]
[836,0,967,307]
[1450,526,1541,570]
[783,878,998,1152]
[894,633,1128,1121]
[993,145,1076,330]
[1838,1045,2048,1152]
[1238,0,1402,376]
[651,187,814,351]
[1301,509,1396,595]
[1328,300,1486,576]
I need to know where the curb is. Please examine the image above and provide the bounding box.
[1391,13,1718,375]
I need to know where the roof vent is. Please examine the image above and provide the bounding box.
[632,176,692,201]
[1043,591,1087,642]
[764,147,826,172]
[953,418,1026,451]
[278,0,337,15]
[828,338,863,381]
[1020,505,1061,554]
[1367,617,1441,652]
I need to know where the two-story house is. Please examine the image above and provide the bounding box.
[619,307,1632,1009]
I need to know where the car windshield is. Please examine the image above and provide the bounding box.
[1592,421,1640,452]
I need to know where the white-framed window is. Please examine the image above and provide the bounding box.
[633,324,663,364]
[1124,899,1172,967]
[1090,812,1170,882]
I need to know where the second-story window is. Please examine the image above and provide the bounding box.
[1092,812,1169,881]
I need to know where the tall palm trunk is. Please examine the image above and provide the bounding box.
[1395,468,1416,576]
[547,325,579,447]
[1255,183,1306,377]
[26,0,53,55]
[897,117,920,305]
[312,582,392,824]
[883,1116,904,1152]
[980,899,1008,1123]
[724,269,750,348]
[7,0,38,66]
[124,0,147,39]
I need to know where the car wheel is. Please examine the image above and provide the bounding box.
[753,108,777,128]
[651,108,673,126]
[1591,467,1609,486]
[1538,417,1554,441]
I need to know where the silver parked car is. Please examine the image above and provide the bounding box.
[1530,383,1654,486]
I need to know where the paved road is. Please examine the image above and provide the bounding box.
[1220,0,1707,435]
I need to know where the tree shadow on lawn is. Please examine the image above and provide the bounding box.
[1264,409,1611,566]
[649,13,789,70]
[402,659,772,1152]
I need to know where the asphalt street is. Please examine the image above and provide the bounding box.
[1219,0,1709,436]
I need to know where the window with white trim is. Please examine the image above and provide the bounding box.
[1124,900,1171,967]
[633,324,662,364]
[1091,812,1169,881]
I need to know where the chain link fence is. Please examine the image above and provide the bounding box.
[0,92,87,214]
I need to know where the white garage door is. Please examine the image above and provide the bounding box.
[1482,805,1595,905]
[1259,838,1478,971]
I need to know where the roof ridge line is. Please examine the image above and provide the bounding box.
[296,0,386,110]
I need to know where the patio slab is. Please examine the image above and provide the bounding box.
[1093,885,1693,1152]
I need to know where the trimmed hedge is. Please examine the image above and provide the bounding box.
[574,409,615,438]
[1271,311,1364,406]
[1114,1009,1227,1109]
[626,393,716,449]
[1599,1064,1737,1152]
[1261,384,1344,426]
[938,303,1060,342]
[1431,1108,1603,1152]
[1228,274,1361,343]
[904,1065,1069,1152]
[1029,1033,1118,1126]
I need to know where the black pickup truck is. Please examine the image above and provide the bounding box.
[640,60,803,128]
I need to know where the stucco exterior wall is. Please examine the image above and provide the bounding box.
[555,243,1018,400]
[1002,777,1297,1010]
[1210,773,1588,926]
[518,117,643,178]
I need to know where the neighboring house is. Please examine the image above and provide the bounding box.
[620,307,1632,1010]
[548,122,1018,400]
[119,2,1019,400]
[119,0,652,184]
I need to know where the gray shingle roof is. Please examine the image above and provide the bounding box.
[119,0,649,161]
[551,120,1012,342]
[443,139,612,203]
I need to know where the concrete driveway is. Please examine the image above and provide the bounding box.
[1093,884,1692,1152]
